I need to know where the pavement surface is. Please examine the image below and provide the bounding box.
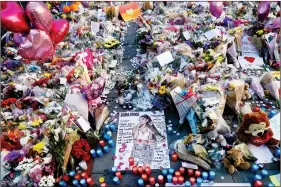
[91,22,280,186]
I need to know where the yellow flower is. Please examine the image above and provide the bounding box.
[61,14,67,19]
[31,119,43,127]
[256,30,264,35]
[43,73,51,77]
[159,86,166,95]
[33,142,45,154]
[205,85,218,92]
[18,123,26,130]
[46,3,51,9]
[217,55,224,63]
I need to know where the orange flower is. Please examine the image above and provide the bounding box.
[63,5,70,13]
[70,4,79,11]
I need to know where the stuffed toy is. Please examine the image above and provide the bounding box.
[237,110,279,147]
[207,130,227,148]
[242,83,252,100]
[223,147,250,174]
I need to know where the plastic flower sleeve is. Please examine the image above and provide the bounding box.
[250,78,265,99]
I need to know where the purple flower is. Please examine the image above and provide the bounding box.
[4,151,22,162]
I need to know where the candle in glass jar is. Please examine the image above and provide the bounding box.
[158,175,164,184]
[145,166,151,175]
[149,176,155,185]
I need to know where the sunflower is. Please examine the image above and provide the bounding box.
[159,86,166,95]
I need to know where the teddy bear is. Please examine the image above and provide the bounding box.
[223,148,250,174]
[206,130,227,148]
[237,110,279,147]
[242,83,252,100]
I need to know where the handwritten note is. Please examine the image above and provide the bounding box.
[248,143,273,164]
[238,55,264,69]
[241,36,259,56]
[156,51,174,67]
[115,111,170,170]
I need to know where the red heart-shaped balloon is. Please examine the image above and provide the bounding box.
[18,29,54,61]
[1,2,30,33]
[26,2,52,33]
[244,56,255,63]
[49,19,69,45]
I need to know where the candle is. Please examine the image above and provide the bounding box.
[202,172,208,180]
[195,170,201,177]
[72,179,79,186]
[179,167,185,175]
[254,180,263,187]
[104,124,110,132]
[87,178,94,186]
[149,176,155,185]
[142,174,148,181]
[100,183,107,187]
[69,170,76,178]
[111,166,117,174]
[99,140,105,147]
[168,168,175,175]
[185,181,191,187]
[253,106,260,112]
[178,176,184,185]
[81,172,88,179]
[253,174,262,181]
[167,127,173,135]
[175,171,181,177]
[171,153,178,161]
[208,171,216,180]
[59,180,67,187]
[108,140,115,148]
[129,157,135,166]
[268,110,276,118]
[103,146,110,154]
[96,149,103,157]
[74,174,81,180]
[251,164,259,172]
[80,178,87,187]
[196,177,203,186]
[167,175,173,183]
[110,124,116,132]
[172,177,178,185]
[62,175,70,182]
[162,169,168,176]
[116,171,122,180]
[90,149,97,158]
[132,166,138,175]
[138,166,144,174]
[138,178,144,186]
[187,169,194,176]
[261,169,268,178]
[274,148,280,157]
[190,177,196,186]
[113,176,120,185]
[158,175,164,184]
[103,134,111,141]
[145,166,151,175]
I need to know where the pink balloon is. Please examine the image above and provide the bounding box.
[272,17,280,28]
[49,19,69,45]
[13,33,26,47]
[1,2,31,33]
[18,29,54,61]
[210,2,224,18]
[258,2,270,21]
[26,2,52,32]
[86,77,105,100]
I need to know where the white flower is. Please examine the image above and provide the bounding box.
[39,175,55,187]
